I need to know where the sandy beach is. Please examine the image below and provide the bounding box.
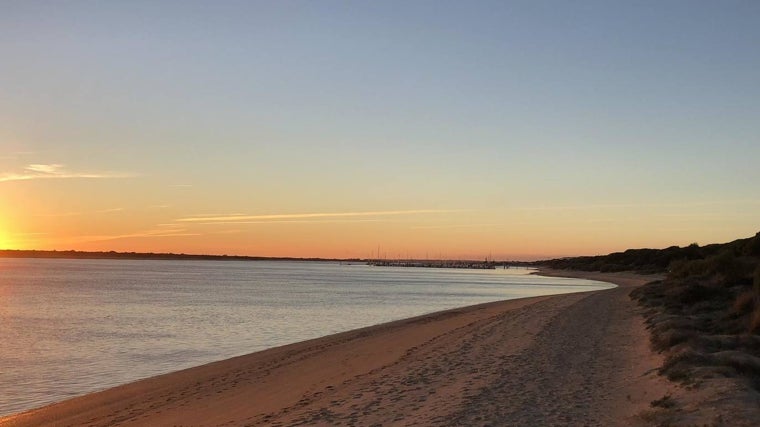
[1,270,670,426]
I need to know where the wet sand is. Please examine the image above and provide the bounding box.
[1,270,670,426]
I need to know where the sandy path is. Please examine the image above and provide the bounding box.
[1,270,668,426]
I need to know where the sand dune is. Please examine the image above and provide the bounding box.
[1,270,670,426]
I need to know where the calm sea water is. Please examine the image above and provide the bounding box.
[0,258,613,417]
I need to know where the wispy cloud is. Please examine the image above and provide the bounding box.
[211,229,245,234]
[516,203,641,211]
[72,228,201,243]
[26,163,64,174]
[0,164,134,182]
[35,207,124,217]
[98,208,124,214]
[177,209,459,223]
[184,212,247,218]
[410,223,501,230]
[516,199,760,212]
[193,219,383,225]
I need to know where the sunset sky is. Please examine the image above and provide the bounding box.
[1,1,759,260]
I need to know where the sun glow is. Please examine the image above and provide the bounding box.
[0,217,11,249]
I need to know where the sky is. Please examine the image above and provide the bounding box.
[1,0,759,260]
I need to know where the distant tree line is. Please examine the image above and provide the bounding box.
[0,249,359,263]
[538,236,760,274]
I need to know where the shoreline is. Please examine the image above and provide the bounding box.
[1,270,666,426]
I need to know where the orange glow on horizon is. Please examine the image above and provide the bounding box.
[0,212,10,249]
[0,184,757,261]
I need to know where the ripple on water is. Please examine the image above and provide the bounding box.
[0,259,613,416]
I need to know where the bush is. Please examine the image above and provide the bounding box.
[650,394,676,409]
[629,232,760,390]
[751,306,760,334]
[734,290,756,315]
[745,232,760,256]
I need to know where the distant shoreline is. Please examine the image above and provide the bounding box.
[0,249,534,267]
[0,249,359,263]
